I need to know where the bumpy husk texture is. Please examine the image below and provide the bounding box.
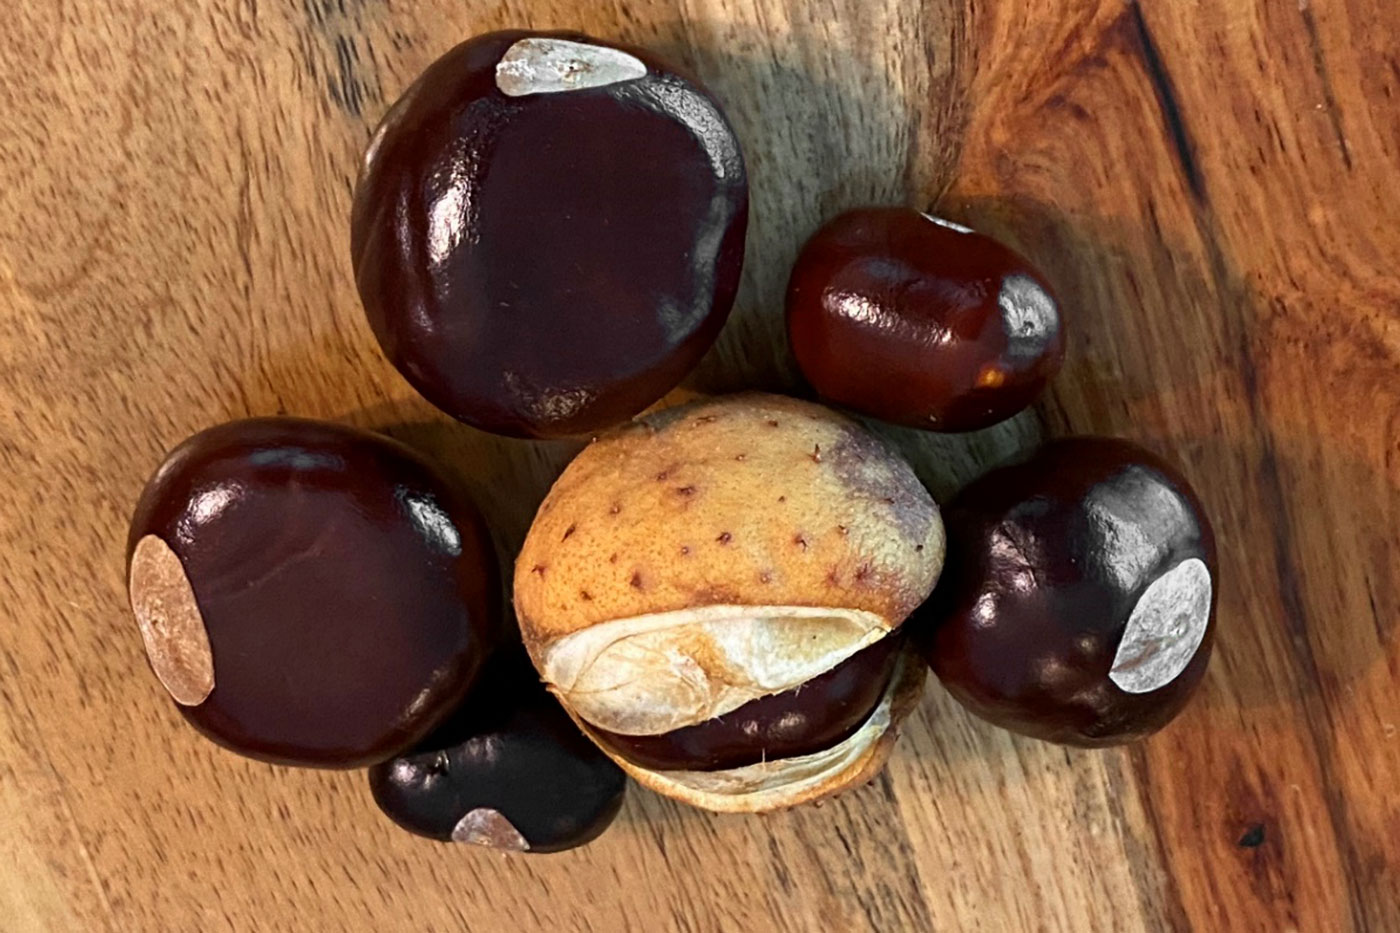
[514,393,943,735]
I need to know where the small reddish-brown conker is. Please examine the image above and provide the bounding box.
[786,208,1064,432]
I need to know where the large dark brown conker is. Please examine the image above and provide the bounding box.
[917,437,1217,746]
[352,30,749,439]
[126,418,499,768]
[786,208,1064,432]
[369,651,625,853]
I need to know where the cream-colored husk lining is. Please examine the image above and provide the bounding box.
[540,605,891,735]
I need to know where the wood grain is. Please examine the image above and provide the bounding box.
[2,0,1397,929]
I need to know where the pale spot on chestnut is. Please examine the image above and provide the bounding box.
[496,38,646,97]
[920,213,975,235]
[128,535,214,707]
[1110,558,1212,694]
[997,273,1060,363]
[451,808,530,851]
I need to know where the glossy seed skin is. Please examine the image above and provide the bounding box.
[786,208,1064,432]
[127,418,499,768]
[595,632,904,772]
[370,651,625,853]
[352,30,749,438]
[917,437,1217,746]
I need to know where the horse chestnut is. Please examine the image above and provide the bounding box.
[370,651,625,853]
[592,631,903,772]
[786,208,1064,432]
[918,437,1217,746]
[126,418,499,767]
[513,394,942,812]
[352,30,749,438]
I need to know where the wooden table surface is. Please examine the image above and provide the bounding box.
[3,0,1398,929]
